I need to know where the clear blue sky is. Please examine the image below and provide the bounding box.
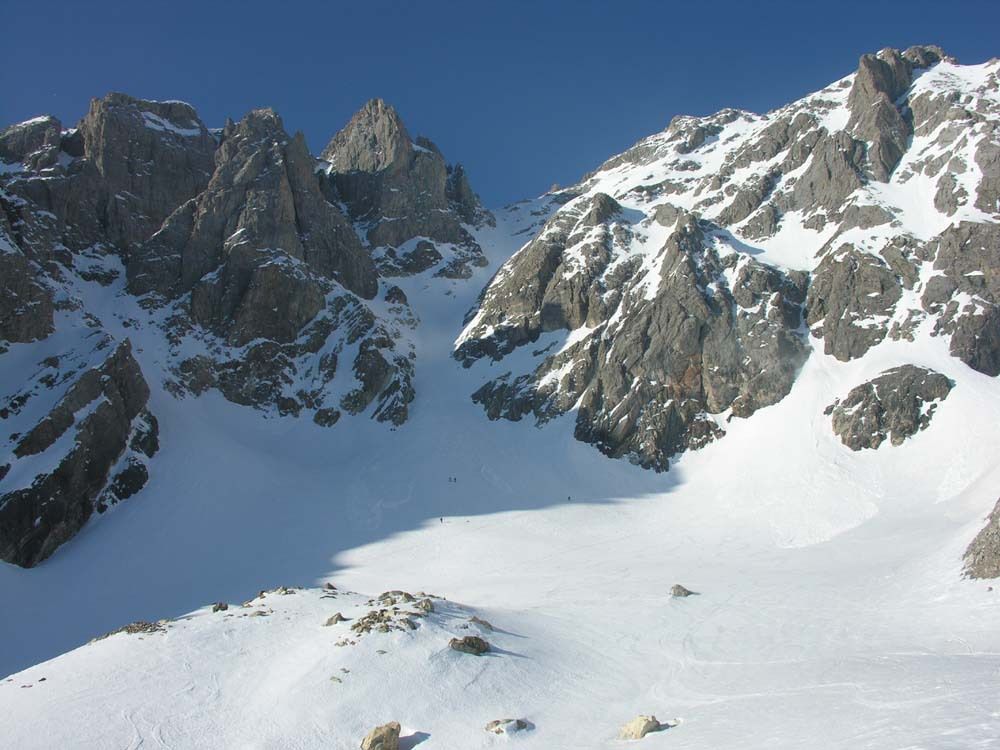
[2,0,996,206]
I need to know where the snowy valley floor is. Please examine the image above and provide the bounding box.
[1,212,1000,748]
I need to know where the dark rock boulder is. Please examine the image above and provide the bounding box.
[360,722,400,750]
[825,365,953,450]
[449,635,490,655]
[0,339,157,567]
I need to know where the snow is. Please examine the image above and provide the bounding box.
[141,111,203,137]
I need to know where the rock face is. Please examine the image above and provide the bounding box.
[359,721,400,750]
[826,366,953,450]
[129,107,375,301]
[322,98,493,278]
[805,246,902,361]
[964,499,1000,579]
[922,222,1000,376]
[78,94,217,250]
[0,244,54,345]
[0,340,157,567]
[458,195,809,471]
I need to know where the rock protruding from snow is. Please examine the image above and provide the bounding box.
[448,635,490,655]
[825,365,953,451]
[806,245,903,361]
[964,499,1000,579]
[671,584,697,597]
[618,715,664,740]
[322,98,493,278]
[359,721,400,750]
[0,340,157,567]
[485,718,531,734]
[923,222,1000,376]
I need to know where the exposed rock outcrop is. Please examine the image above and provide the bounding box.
[0,242,54,345]
[671,584,697,597]
[449,635,490,655]
[485,718,532,734]
[360,721,400,750]
[922,222,1000,376]
[806,245,902,361]
[825,365,953,450]
[964,499,1000,579]
[0,339,157,567]
[458,197,809,470]
[127,108,413,424]
[619,715,664,740]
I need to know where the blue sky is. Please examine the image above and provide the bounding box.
[2,1,996,206]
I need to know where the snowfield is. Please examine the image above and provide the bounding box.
[1,206,999,749]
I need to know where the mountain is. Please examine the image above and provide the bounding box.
[0,94,491,567]
[457,44,999,470]
[1,45,1000,749]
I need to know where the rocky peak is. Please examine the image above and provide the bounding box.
[0,115,63,170]
[321,99,493,278]
[129,105,376,302]
[76,92,217,249]
[321,98,412,173]
[845,46,955,182]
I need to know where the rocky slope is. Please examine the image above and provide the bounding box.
[457,45,1000,472]
[0,94,491,566]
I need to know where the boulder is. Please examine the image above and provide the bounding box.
[485,718,531,734]
[619,715,663,740]
[360,721,400,750]
[449,635,490,655]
